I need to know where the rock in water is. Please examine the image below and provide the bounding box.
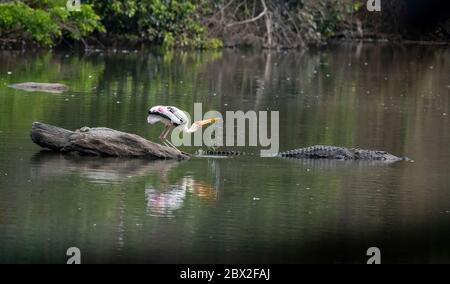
[30,122,189,160]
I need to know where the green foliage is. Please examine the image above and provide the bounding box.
[88,0,221,49]
[313,0,348,40]
[0,2,60,45]
[50,5,105,41]
[0,1,104,46]
[0,0,351,49]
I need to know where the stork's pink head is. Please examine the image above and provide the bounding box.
[149,105,164,113]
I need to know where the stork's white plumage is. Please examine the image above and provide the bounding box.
[147,105,220,152]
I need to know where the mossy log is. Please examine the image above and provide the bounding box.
[30,122,189,160]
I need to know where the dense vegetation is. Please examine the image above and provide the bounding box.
[0,0,449,49]
[0,1,104,47]
[0,0,222,49]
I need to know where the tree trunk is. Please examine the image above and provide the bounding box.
[30,122,189,160]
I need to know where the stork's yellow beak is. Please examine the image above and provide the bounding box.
[195,117,222,126]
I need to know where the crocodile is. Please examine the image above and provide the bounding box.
[196,145,411,161]
[9,82,69,94]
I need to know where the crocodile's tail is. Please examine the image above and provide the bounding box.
[195,149,251,156]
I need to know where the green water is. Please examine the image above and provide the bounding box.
[0,44,449,263]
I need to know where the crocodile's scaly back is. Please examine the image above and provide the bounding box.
[196,145,410,161]
[278,145,409,161]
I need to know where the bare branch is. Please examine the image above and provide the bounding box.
[261,0,273,48]
[225,0,267,28]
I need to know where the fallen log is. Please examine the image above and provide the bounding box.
[30,122,189,160]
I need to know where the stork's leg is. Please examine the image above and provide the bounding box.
[159,125,172,148]
[164,139,181,153]
[162,125,182,153]
[159,125,169,140]
[161,139,172,149]
[162,125,172,140]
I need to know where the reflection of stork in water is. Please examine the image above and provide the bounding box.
[145,176,217,217]
[147,105,220,152]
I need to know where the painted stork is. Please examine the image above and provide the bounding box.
[147,105,220,152]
